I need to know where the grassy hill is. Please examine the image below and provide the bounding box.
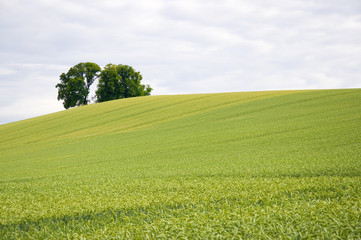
[1,89,360,239]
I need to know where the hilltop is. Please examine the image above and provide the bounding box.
[1,89,360,239]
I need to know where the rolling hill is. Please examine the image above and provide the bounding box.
[1,89,360,239]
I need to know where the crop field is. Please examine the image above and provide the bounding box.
[0,89,360,239]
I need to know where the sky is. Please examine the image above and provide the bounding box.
[1,0,361,124]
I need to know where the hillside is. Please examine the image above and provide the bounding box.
[1,89,360,239]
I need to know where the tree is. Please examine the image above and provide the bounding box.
[56,62,101,109]
[96,64,152,102]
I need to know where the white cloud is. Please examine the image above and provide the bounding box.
[0,63,65,124]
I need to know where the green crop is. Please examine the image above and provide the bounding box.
[1,89,360,239]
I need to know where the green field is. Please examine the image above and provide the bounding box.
[1,89,360,239]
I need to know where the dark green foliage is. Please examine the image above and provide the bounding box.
[96,64,152,102]
[56,62,101,109]
[56,63,152,108]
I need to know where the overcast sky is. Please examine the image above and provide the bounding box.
[1,0,360,124]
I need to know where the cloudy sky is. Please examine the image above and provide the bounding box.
[1,0,360,124]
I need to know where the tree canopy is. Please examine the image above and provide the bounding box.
[56,62,152,109]
[96,64,152,103]
[56,62,101,109]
